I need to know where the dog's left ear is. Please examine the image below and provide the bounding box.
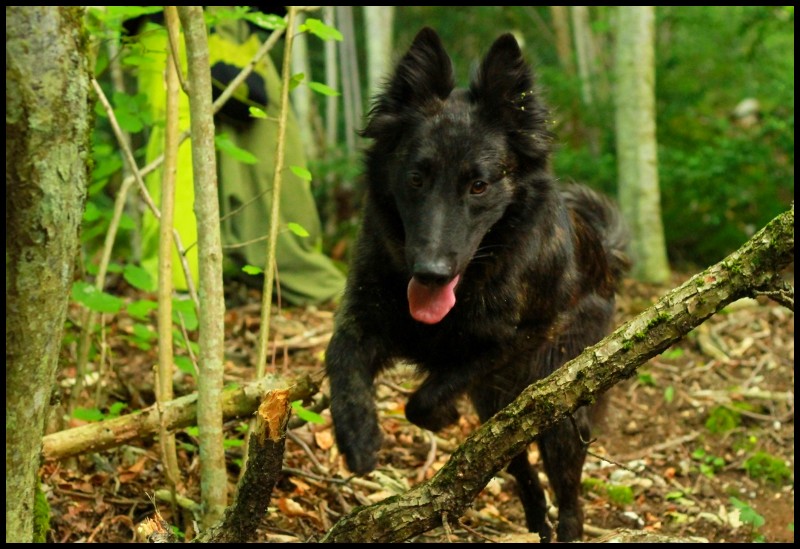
[471,34,540,122]
[471,34,550,160]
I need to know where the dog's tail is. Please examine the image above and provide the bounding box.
[561,184,631,285]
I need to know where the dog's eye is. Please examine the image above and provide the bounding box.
[470,180,489,195]
[409,172,423,188]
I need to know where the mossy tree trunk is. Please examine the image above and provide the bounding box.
[6,6,93,542]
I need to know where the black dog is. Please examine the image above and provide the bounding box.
[325,27,629,542]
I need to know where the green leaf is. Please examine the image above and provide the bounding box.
[174,356,196,378]
[308,81,341,97]
[123,264,155,292]
[291,401,325,424]
[108,401,126,418]
[223,438,244,448]
[289,165,312,181]
[172,298,198,330]
[72,407,106,422]
[665,490,685,501]
[71,282,123,314]
[249,106,267,119]
[184,426,200,438]
[289,72,305,91]
[133,322,156,342]
[127,299,158,320]
[664,385,675,403]
[243,11,286,30]
[661,348,684,359]
[242,264,263,276]
[300,18,343,41]
[83,201,102,222]
[730,497,765,528]
[287,222,310,238]
[637,372,656,386]
[215,133,258,164]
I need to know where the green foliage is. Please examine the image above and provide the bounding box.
[215,133,258,164]
[743,451,792,485]
[72,402,127,422]
[663,385,675,404]
[71,282,123,314]
[287,222,310,238]
[33,482,51,543]
[705,405,741,434]
[242,264,263,276]
[582,478,633,507]
[300,18,343,42]
[289,165,312,181]
[122,264,155,292]
[691,447,726,478]
[730,496,766,540]
[291,400,326,425]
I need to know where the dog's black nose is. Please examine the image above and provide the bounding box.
[412,260,453,286]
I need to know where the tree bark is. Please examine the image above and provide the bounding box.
[322,205,793,543]
[6,6,92,542]
[177,6,227,527]
[42,374,317,461]
[196,391,291,543]
[363,6,395,99]
[615,6,671,283]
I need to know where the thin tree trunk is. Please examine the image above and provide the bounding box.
[571,6,594,106]
[550,6,575,76]
[324,7,339,150]
[363,6,395,100]
[6,6,92,542]
[336,6,362,155]
[291,12,317,159]
[157,5,182,490]
[177,6,227,527]
[615,6,670,283]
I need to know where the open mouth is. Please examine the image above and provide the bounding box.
[407,274,461,324]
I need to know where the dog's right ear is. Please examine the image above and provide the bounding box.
[362,27,454,138]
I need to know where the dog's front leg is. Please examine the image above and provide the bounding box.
[405,365,484,432]
[326,328,385,475]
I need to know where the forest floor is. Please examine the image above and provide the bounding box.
[43,271,794,543]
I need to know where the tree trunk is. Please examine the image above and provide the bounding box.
[615,6,671,283]
[363,6,395,100]
[6,6,93,542]
[177,6,227,528]
[291,12,317,159]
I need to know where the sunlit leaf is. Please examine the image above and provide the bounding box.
[289,165,312,181]
[287,222,310,238]
[300,18,343,41]
[308,81,341,97]
[215,133,258,164]
[123,264,155,292]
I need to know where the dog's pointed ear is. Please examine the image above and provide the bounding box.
[362,27,454,138]
[471,33,538,121]
[471,33,551,161]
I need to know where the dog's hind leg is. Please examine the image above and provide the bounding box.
[538,411,590,542]
[507,452,553,542]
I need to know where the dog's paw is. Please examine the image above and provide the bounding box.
[332,412,383,475]
[405,391,460,432]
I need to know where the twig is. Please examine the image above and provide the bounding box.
[416,431,438,483]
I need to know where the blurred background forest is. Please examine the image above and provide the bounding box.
[86,5,795,278]
[9,6,792,543]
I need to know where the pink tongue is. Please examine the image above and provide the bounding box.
[407,275,460,324]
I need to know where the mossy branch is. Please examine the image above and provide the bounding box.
[322,205,793,543]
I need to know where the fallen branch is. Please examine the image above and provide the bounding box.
[321,206,793,543]
[42,374,318,461]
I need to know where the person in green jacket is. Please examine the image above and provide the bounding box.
[138,11,345,305]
